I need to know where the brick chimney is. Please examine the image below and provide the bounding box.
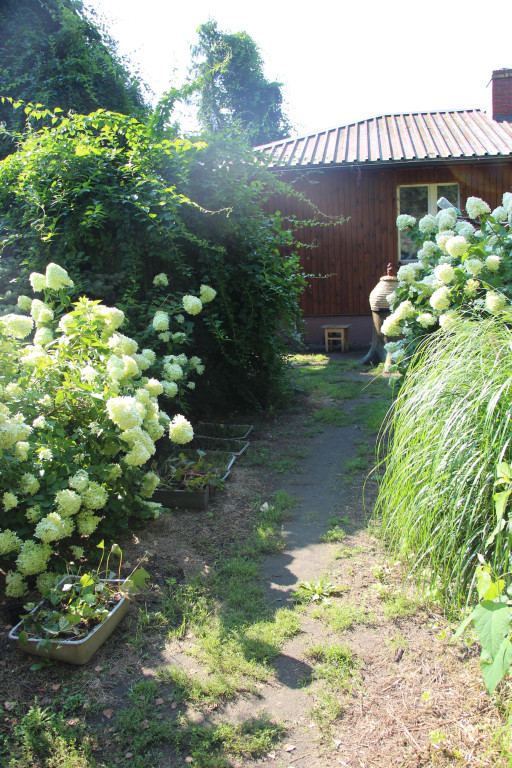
[492,69,512,122]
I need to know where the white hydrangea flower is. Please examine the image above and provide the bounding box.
[436,230,455,253]
[29,272,47,292]
[455,221,475,238]
[169,414,194,444]
[182,295,202,315]
[465,259,484,276]
[446,235,468,259]
[502,192,512,214]
[418,214,437,234]
[164,363,183,381]
[491,206,507,222]
[158,332,171,342]
[152,311,169,332]
[31,299,54,324]
[434,263,455,284]
[34,327,53,346]
[5,571,27,597]
[466,197,491,219]
[95,305,125,331]
[199,285,216,303]
[436,209,457,230]
[0,529,23,555]
[381,314,402,338]
[175,314,185,324]
[107,332,138,356]
[19,473,40,496]
[82,482,108,510]
[124,442,152,466]
[396,214,416,231]
[397,263,421,284]
[486,254,501,272]
[77,510,100,536]
[141,348,156,365]
[17,295,32,311]
[153,273,168,287]
[35,512,74,543]
[464,279,480,296]
[133,353,151,372]
[162,381,178,398]
[439,310,459,332]
[106,464,123,481]
[141,471,160,498]
[69,470,89,493]
[430,286,451,311]
[145,378,164,397]
[3,491,18,511]
[1,313,34,339]
[16,540,52,575]
[485,291,507,313]
[45,263,74,290]
[122,355,140,379]
[38,448,53,461]
[15,441,30,461]
[106,396,145,430]
[106,354,125,381]
[417,312,437,329]
[394,301,416,321]
[55,488,82,517]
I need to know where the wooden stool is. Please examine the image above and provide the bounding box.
[322,324,351,352]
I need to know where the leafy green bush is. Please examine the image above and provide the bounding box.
[0,263,204,597]
[0,104,310,412]
[374,312,512,605]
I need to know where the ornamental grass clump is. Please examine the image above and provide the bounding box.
[384,193,512,371]
[0,263,204,597]
[374,312,512,606]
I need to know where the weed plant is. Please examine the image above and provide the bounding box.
[375,315,512,606]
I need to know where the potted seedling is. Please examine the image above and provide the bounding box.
[9,542,149,665]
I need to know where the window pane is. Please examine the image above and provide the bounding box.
[437,184,459,208]
[399,186,427,260]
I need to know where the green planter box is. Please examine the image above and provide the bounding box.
[9,578,131,665]
[153,484,210,510]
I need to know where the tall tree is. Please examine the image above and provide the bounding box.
[0,0,149,156]
[191,20,292,146]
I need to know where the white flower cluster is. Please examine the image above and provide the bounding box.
[385,191,512,372]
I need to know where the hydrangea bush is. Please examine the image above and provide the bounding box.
[385,193,512,370]
[0,263,208,597]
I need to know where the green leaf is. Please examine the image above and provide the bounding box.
[481,636,512,693]
[127,567,150,590]
[471,601,511,659]
[80,573,95,589]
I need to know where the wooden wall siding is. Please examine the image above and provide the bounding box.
[280,161,512,316]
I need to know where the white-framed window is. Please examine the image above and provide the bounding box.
[397,183,459,261]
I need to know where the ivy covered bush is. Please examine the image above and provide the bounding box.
[383,193,512,371]
[0,263,204,597]
[0,103,308,412]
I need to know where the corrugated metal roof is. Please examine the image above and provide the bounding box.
[255,110,512,168]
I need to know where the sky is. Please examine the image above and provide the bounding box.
[86,0,512,139]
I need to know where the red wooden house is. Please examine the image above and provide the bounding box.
[256,69,512,345]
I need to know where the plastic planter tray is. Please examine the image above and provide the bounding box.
[9,578,130,665]
[153,484,210,510]
[187,436,249,456]
[195,422,253,440]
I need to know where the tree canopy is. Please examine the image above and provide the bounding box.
[0,0,149,157]
[191,20,292,146]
